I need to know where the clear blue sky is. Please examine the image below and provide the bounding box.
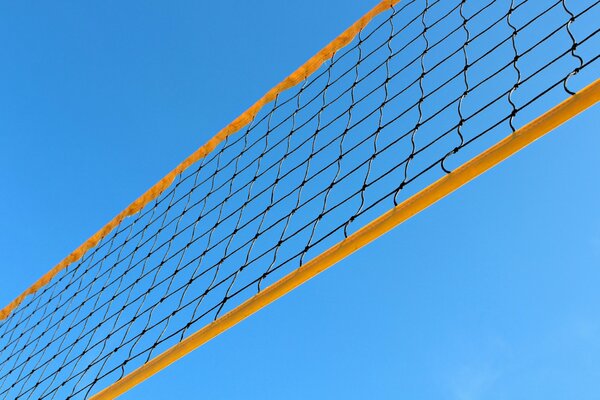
[1,1,599,399]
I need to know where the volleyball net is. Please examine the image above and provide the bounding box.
[1,0,599,398]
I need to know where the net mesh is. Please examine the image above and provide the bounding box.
[1,0,598,398]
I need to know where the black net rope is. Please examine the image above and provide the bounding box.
[1,0,598,398]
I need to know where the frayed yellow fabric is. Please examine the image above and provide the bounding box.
[0,0,401,321]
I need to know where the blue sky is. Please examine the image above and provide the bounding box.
[1,1,599,399]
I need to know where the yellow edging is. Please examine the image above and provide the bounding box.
[89,79,600,400]
[0,0,401,321]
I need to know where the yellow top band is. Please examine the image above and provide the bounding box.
[0,0,400,320]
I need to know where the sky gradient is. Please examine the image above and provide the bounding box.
[1,1,599,399]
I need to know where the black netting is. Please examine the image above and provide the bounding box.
[0,0,598,398]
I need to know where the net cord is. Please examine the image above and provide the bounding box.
[89,79,600,400]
